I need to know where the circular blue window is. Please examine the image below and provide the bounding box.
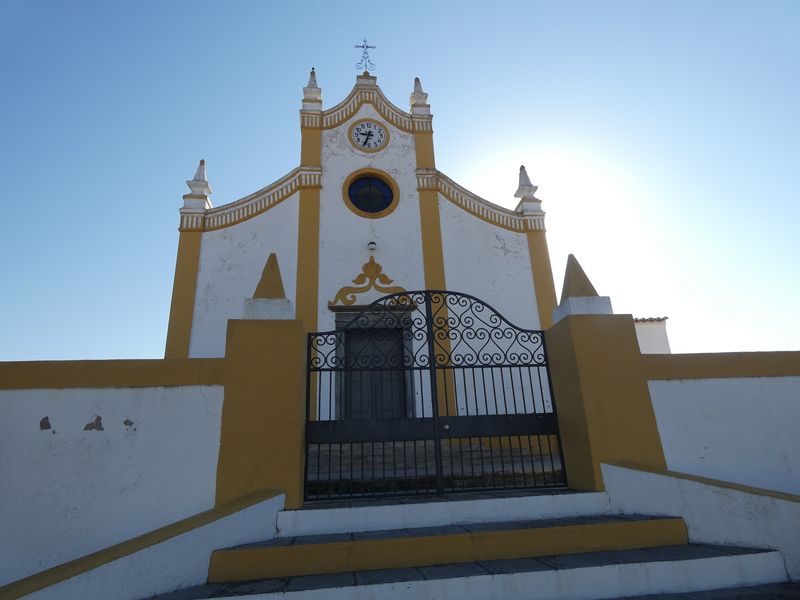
[347,176,394,214]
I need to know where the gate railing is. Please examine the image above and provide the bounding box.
[304,290,566,500]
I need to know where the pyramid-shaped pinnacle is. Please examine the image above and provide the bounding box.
[560,254,599,302]
[307,67,318,89]
[253,253,286,299]
[514,165,538,200]
[410,76,429,107]
[303,67,322,102]
[193,159,206,181]
[186,159,211,197]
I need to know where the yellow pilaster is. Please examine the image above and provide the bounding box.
[215,319,306,509]
[418,189,447,290]
[165,230,202,358]
[414,122,446,290]
[414,130,436,171]
[526,229,558,329]
[296,117,322,331]
[545,314,668,491]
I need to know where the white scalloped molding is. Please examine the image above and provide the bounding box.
[179,167,320,232]
[418,170,546,233]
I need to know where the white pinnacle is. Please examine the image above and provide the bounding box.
[514,165,538,200]
[186,159,212,197]
[410,76,429,106]
[303,67,322,102]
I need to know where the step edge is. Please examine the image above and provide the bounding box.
[275,494,614,539]
[208,518,688,582]
[240,514,681,550]
[199,550,788,600]
[287,490,607,514]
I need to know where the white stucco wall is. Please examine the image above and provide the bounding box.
[635,321,671,354]
[190,195,299,358]
[439,198,540,330]
[0,385,223,585]
[26,493,284,600]
[603,463,800,578]
[317,103,425,333]
[649,377,800,494]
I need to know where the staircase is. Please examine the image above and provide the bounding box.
[150,491,792,599]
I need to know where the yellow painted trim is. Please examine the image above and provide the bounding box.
[605,461,800,503]
[414,131,435,169]
[165,231,202,358]
[215,320,307,510]
[295,115,322,335]
[642,351,800,380]
[347,118,390,153]
[300,123,322,167]
[526,230,557,329]
[209,517,686,581]
[295,187,320,333]
[329,255,406,306]
[418,190,447,290]
[341,168,401,220]
[0,358,225,390]
[0,489,281,600]
[546,314,668,491]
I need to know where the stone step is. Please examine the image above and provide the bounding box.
[150,544,790,599]
[620,581,800,598]
[209,514,687,582]
[277,488,610,537]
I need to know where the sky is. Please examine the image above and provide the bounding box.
[1,0,798,360]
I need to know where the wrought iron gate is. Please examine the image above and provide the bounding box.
[304,290,566,500]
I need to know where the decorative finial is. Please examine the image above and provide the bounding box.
[514,165,538,200]
[186,159,211,197]
[354,39,376,72]
[303,67,322,104]
[410,76,428,106]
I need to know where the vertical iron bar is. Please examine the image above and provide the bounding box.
[490,367,506,489]
[303,333,313,500]
[424,292,445,495]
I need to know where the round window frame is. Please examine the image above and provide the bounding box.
[342,169,400,219]
[347,118,390,153]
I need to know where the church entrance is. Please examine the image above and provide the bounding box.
[304,290,566,501]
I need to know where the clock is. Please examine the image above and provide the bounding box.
[349,119,389,152]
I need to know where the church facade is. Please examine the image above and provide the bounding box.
[165,70,556,360]
[1,68,799,600]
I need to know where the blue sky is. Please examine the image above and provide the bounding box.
[1,0,798,360]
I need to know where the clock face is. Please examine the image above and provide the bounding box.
[349,119,388,152]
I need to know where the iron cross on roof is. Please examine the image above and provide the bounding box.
[354,39,376,72]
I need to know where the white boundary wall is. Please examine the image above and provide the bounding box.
[602,463,799,579]
[0,385,224,585]
[25,493,284,600]
[649,377,800,495]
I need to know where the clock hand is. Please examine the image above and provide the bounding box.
[361,130,374,146]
